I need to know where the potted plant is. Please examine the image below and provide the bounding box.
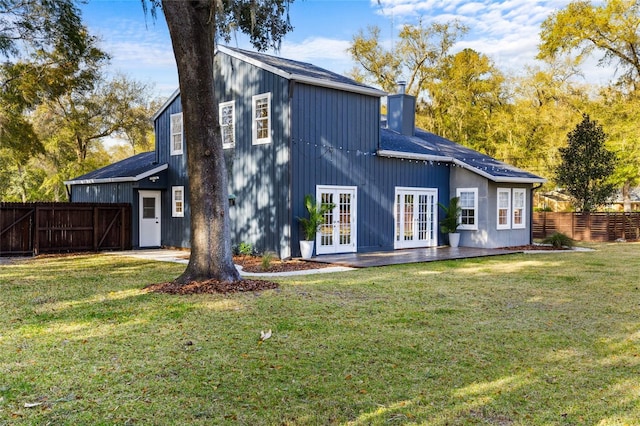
[297,194,334,259]
[438,196,462,248]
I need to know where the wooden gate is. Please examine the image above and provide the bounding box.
[0,203,131,256]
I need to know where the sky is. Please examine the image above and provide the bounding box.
[79,0,610,101]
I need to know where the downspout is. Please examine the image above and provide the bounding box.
[65,184,72,202]
[286,80,295,259]
[530,183,543,244]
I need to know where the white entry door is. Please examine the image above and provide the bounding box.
[139,190,161,247]
[316,185,357,255]
[394,187,438,249]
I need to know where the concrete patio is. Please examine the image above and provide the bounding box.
[308,246,521,268]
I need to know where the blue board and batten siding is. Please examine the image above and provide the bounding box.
[154,94,190,248]
[154,53,292,255]
[290,84,450,253]
[216,53,291,257]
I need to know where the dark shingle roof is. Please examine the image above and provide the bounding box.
[218,46,386,97]
[379,128,546,184]
[64,152,168,185]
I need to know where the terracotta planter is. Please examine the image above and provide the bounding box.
[300,240,315,259]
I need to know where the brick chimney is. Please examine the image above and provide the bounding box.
[387,81,415,136]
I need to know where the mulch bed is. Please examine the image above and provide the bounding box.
[145,255,329,295]
[234,255,331,273]
[145,278,279,295]
[504,244,570,251]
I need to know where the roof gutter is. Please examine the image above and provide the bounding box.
[377,149,547,184]
[377,149,451,163]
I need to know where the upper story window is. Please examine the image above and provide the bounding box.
[219,100,235,149]
[512,188,526,229]
[457,188,478,230]
[170,112,183,155]
[172,186,184,217]
[497,188,511,230]
[252,93,271,145]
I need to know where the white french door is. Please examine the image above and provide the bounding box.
[139,190,161,247]
[315,185,357,255]
[394,187,438,249]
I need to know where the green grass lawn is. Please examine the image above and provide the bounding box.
[1,244,639,425]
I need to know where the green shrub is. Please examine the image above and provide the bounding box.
[542,232,574,248]
[438,196,461,234]
[238,242,253,256]
[297,194,334,241]
[261,251,276,271]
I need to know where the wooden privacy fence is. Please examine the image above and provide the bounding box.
[533,212,640,242]
[0,203,131,256]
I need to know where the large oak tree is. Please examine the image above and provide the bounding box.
[147,0,293,284]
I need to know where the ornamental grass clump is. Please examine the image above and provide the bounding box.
[542,231,574,248]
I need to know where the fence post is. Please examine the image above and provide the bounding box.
[93,206,99,251]
[120,206,126,250]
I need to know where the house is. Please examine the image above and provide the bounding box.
[65,46,545,258]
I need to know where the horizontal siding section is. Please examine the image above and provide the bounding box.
[71,183,134,204]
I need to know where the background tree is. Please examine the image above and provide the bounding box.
[539,0,640,206]
[538,0,640,91]
[349,20,467,96]
[421,48,505,155]
[589,87,640,211]
[146,0,294,285]
[556,114,617,212]
[349,19,509,154]
[490,59,587,180]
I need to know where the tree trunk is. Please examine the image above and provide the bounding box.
[161,0,241,284]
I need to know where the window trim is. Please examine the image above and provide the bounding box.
[172,186,184,218]
[252,92,271,145]
[219,100,235,149]
[497,188,511,230]
[512,188,526,229]
[170,112,183,156]
[456,188,478,231]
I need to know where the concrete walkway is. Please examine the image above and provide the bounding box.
[106,250,354,277]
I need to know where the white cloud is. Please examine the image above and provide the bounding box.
[370,0,575,73]
[280,37,353,63]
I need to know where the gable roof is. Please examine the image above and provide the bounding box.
[64,152,168,185]
[154,46,386,120]
[378,128,546,184]
[218,46,386,97]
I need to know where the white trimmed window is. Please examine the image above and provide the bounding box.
[252,93,271,145]
[172,186,184,217]
[512,188,526,229]
[456,188,478,230]
[170,113,183,155]
[219,100,235,149]
[497,188,511,230]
